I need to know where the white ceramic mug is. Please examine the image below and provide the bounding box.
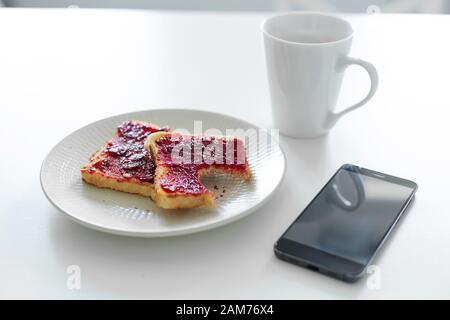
[262,12,378,138]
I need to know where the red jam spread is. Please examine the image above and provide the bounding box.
[88,121,168,183]
[159,164,206,194]
[155,134,247,194]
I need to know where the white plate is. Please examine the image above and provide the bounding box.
[41,109,286,237]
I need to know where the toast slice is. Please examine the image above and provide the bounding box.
[145,131,251,209]
[81,120,168,198]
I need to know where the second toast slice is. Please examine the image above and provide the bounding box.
[145,131,251,209]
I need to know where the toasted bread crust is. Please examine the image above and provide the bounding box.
[81,169,156,198]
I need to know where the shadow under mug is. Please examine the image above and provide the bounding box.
[262,12,378,138]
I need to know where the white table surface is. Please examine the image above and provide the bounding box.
[1,8,449,299]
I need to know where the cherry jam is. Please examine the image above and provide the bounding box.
[88,121,168,183]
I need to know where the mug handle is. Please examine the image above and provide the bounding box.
[326,56,379,129]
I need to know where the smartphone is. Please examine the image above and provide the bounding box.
[274,164,417,282]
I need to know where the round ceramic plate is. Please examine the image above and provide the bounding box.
[41,109,286,237]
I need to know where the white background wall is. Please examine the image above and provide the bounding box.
[3,0,450,13]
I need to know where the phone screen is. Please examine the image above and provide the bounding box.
[280,165,416,266]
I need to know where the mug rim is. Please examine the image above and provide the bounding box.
[261,11,354,46]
